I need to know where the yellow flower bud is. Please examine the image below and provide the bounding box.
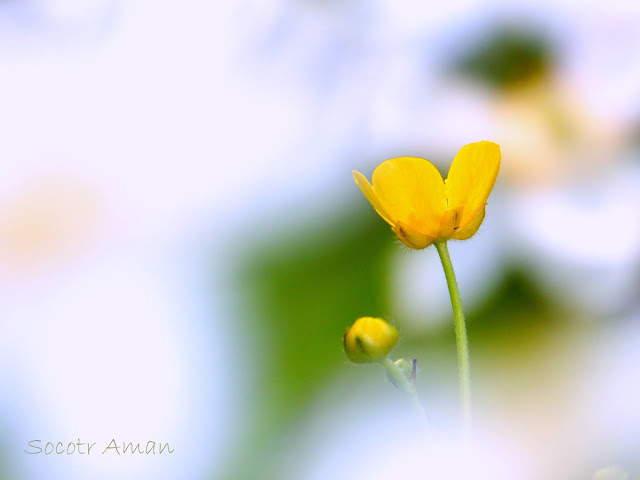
[343,317,399,363]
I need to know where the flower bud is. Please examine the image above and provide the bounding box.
[343,317,399,363]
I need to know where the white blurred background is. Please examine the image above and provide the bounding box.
[1,0,639,479]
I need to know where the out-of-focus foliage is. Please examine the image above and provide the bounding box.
[452,27,556,90]
[224,210,392,480]
[221,208,571,479]
[402,267,568,353]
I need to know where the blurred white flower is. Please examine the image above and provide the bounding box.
[34,0,115,25]
[507,163,640,317]
[584,315,640,451]
[286,374,528,480]
[0,176,100,281]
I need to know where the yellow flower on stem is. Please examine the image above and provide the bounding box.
[353,141,501,249]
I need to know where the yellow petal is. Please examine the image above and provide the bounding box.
[445,141,500,228]
[372,157,446,237]
[393,221,434,249]
[353,170,395,226]
[451,207,485,240]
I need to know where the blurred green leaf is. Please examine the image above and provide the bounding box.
[220,208,393,480]
[451,26,555,90]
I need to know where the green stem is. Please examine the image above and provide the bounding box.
[380,357,429,426]
[433,240,471,440]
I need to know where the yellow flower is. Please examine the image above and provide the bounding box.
[353,141,500,249]
[344,317,399,363]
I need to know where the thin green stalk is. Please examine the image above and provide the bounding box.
[379,357,429,427]
[433,240,471,440]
